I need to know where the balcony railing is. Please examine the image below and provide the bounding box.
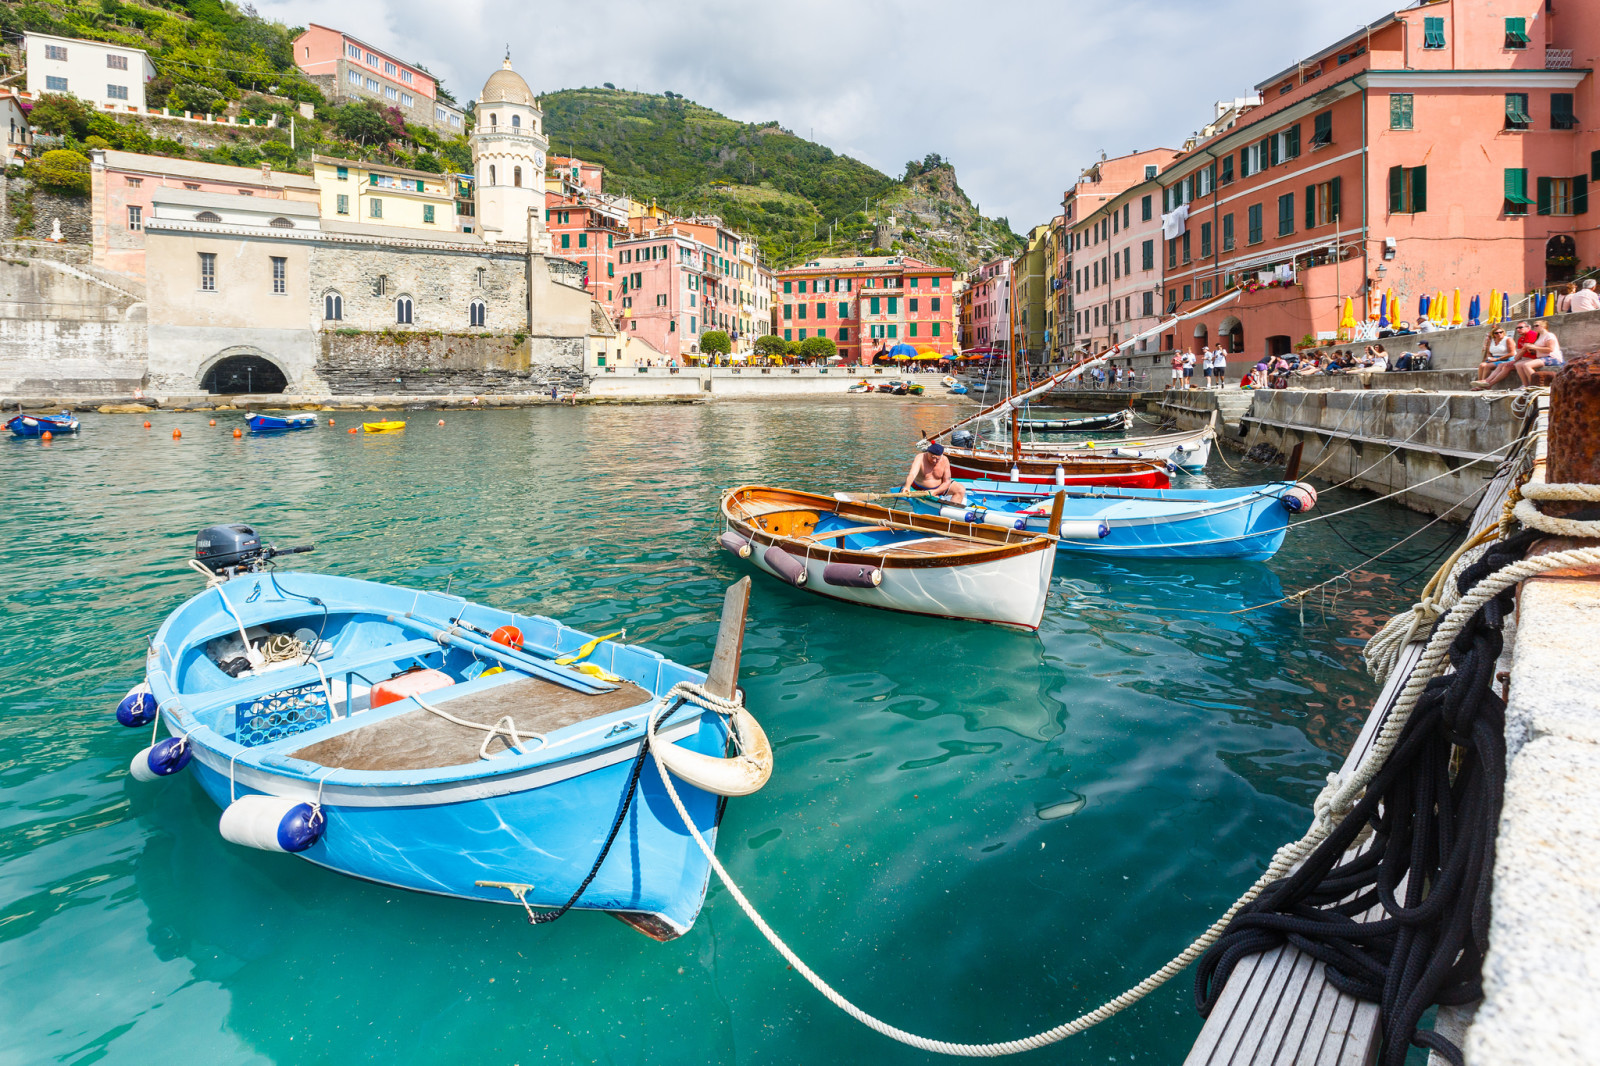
[1547,48,1574,69]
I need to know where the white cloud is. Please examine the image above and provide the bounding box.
[260,0,1400,229]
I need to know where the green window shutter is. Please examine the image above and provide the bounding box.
[1306,184,1316,229]
[870,296,880,315]
[1506,17,1528,46]
[1314,112,1332,145]
[888,297,898,315]
[1537,176,1553,215]
[1330,177,1342,222]
[369,174,377,185]
[1268,134,1280,167]
[1389,165,1404,213]
[1575,175,1589,216]
[416,180,424,192]
[1423,16,1445,48]
[1412,167,1426,212]
[1504,168,1532,204]
[1238,148,1249,178]
[1592,150,1600,181]
[608,234,614,249]
[560,234,569,249]
[1286,124,1300,159]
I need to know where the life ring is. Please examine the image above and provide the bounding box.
[648,701,772,797]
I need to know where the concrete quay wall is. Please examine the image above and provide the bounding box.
[587,366,957,399]
[1238,389,1523,517]
[0,254,147,396]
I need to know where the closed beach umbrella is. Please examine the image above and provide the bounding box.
[1419,294,1430,320]
[1431,291,1444,325]
[1339,296,1357,330]
[1387,290,1396,326]
[1468,294,1481,325]
[1378,291,1390,328]
[1451,289,1463,325]
[1545,291,1557,317]
[1488,290,1501,324]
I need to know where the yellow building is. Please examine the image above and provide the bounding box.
[311,154,457,233]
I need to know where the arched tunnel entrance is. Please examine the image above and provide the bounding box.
[201,354,288,394]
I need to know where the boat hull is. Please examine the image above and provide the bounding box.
[182,720,723,937]
[918,481,1296,560]
[1013,410,1132,433]
[943,450,1171,488]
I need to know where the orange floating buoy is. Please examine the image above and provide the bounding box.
[40,430,53,441]
[437,419,445,426]
[328,418,335,426]
[233,428,243,438]
[348,427,357,434]
[172,428,181,439]
[209,419,217,427]
[490,625,524,651]
[143,421,152,429]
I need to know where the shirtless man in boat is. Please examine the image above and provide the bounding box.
[903,441,967,505]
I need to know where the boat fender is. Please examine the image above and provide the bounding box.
[129,737,192,782]
[116,682,158,727]
[823,563,882,588]
[718,531,752,558]
[980,510,1027,531]
[763,546,808,587]
[219,794,326,853]
[1054,466,1066,487]
[1058,520,1112,541]
[1009,466,1020,483]
[490,625,523,650]
[938,505,974,523]
[1282,482,1319,513]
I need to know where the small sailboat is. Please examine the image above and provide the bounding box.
[7,410,80,437]
[246,412,318,433]
[898,481,1319,560]
[719,485,1059,630]
[115,524,768,940]
[363,420,406,433]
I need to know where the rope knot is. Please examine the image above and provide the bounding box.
[1311,771,1357,835]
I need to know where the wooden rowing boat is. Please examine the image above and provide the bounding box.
[719,485,1059,630]
[940,449,1171,488]
[959,423,1215,474]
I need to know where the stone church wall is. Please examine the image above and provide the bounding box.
[314,330,583,394]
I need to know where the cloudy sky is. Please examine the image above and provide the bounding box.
[261,0,1401,230]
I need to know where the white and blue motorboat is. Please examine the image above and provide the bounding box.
[6,410,80,437]
[905,480,1319,560]
[246,412,318,433]
[115,524,770,941]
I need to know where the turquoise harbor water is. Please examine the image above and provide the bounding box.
[0,402,1448,1065]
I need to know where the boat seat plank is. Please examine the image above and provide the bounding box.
[800,525,894,542]
[287,676,654,771]
[184,638,447,715]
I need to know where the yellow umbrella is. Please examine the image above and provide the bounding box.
[892,353,912,361]
[913,351,941,361]
[1338,296,1357,331]
[1433,291,1448,326]
[1451,288,1462,326]
[1487,290,1501,324]
[1387,290,1397,325]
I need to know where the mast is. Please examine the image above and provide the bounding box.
[1009,258,1020,463]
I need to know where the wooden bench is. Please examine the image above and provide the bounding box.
[1185,458,1520,1064]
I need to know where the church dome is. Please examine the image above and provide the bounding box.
[480,57,535,106]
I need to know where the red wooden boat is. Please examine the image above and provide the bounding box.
[942,449,1170,488]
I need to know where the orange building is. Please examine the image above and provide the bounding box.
[1158,0,1597,367]
[774,256,957,364]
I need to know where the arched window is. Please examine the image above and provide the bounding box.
[395,296,413,325]
[324,292,343,321]
[269,216,294,229]
[469,300,486,327]
[488,165,496,186]
[513,166,522,187]
[195,211,221,222]
[489,113,497,127]
[511,114,520,128]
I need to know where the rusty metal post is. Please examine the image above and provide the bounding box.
[1546,354,1600,515]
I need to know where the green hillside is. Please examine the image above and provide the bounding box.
[541,88,1021,270]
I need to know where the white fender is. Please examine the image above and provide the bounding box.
[648,705,773,798]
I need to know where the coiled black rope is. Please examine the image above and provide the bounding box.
[1196,529,1539,1066]
[530,699,682,924]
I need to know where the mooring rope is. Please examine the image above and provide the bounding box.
[649,497,1600,1055]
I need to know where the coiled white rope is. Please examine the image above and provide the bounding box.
[652,541,1600,1056]
[1513,481,1600,537]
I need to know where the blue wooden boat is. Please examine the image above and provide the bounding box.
[246,412,318,433]
[114,525,768,941]
[6,411,80,437]
[901,480,1319,560]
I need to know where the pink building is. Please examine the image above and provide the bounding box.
[775,256,957,364]
[962,257,1010,353]
[88,149,319,277]
[1061,148,1180,354]
[614,229,711,362]
[292,25,464,135]
[1159,0,1599,367]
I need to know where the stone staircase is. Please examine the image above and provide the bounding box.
[1153,388,1253,435]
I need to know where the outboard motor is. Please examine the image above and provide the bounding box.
[194,524,315,575]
